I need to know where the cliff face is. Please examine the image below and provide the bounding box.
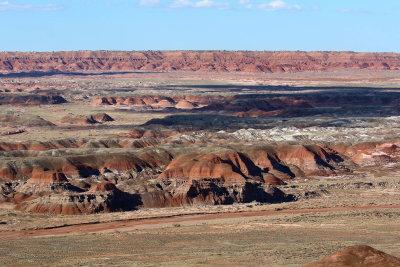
[1,51,400,73]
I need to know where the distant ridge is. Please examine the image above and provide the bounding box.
[1,51,400,73]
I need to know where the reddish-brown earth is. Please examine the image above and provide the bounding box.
[304,245,400,267]
[1,51,400,73]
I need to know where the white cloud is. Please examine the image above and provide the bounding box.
[239,0,301,11]
[136,0,299,11]
[169,0,230,9]
[341,8,367,14]
[268,0,285,8]
[238,0,253,9]
[139,0,160,7]
[0,1,64,11]
[169,0,192,8]
[194,0,213,8]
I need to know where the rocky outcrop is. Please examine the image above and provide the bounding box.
[1,51,400,74]
[304,245,400,267]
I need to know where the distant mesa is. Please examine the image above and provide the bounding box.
[1,51,400,74]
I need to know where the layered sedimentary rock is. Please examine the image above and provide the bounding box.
[1,138,400,214]
[1,51,400,74]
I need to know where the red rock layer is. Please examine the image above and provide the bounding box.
[1,51,400,73]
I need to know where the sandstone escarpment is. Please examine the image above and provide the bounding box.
[1,51,400,74]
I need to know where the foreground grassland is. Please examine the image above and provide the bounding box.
[1,208,399,266]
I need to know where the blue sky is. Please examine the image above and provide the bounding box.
[0,0,399,52]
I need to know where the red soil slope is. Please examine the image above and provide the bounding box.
[304,245,400,267]
[1,51,400,73]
